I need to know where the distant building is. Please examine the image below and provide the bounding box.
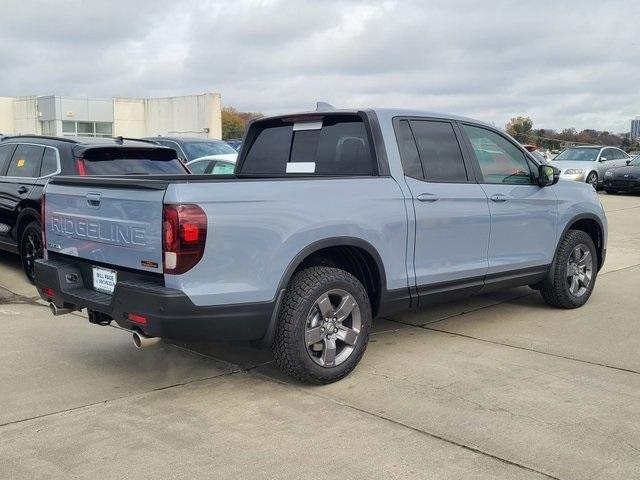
[631,116,640,139]
[0,93,222,139]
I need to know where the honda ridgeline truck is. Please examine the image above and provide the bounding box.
[35,107,607,384]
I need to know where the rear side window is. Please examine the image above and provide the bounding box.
[79,148,187,175]
[0,144,16,174]
[7,144,44,177]
[241,115,373,176]
[411,121,468,182]
[40,148,58,176]
[395,120,423,178]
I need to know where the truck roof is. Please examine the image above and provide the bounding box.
[0,135,158,147]
[256,107,489,127]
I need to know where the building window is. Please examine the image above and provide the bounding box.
[40,120,55,135]
[61,121,113,138]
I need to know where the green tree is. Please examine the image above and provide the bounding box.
[221,107,264,140]
[221,108,245,140]
[505,116,534,144]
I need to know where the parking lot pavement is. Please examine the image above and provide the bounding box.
[1,193,640,479]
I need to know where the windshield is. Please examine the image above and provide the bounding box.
[554,148,599,162]
[80,148,188,175]
[183,141,237,159]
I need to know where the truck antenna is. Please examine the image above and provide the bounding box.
[316,102,336,112]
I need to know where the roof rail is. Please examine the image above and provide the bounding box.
[0,134,80,143]
[114,137,162,145]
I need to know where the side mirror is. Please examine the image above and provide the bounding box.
[599,157,607,162]
[627,159,632,166]
[538,164,560,187]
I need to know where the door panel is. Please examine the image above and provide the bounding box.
[394,118,490,294]
[461,124,558,274]
[405,177,491,286]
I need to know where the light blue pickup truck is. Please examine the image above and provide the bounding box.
[35,107,607,384]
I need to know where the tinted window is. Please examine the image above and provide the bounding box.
[80,148,187,175]
[463,125,533,184]
[241,116,373,176]
[40,148,58,176]
[242,124,292,174]
[395,120,423,178]
[0,144,16,174]
[7,144,44,177]
[411,121,467,182]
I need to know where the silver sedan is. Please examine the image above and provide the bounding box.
[551,146,631,188]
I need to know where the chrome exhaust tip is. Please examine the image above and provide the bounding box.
[132,331,161,349]
[49,302,72,316]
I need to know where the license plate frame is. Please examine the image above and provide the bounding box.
[92,266,117,295]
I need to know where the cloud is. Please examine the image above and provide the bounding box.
[1,0,639,131]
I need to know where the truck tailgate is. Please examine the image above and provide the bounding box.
[44,181,165,273]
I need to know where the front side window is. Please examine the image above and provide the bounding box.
[241,115,373,176]
[6,144,44,177]
[411,120,467,182]
[463,125,533,184]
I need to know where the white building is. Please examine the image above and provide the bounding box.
[0,93,222,139]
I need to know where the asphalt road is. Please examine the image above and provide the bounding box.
[1,193,640,479]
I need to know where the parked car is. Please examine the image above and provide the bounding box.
[35,108,607,384]
[603,155,640,193]
[226,139,243,151]
[142,136,238,163]
[186,155,236,174]
[0,135,187,281]
[552,146,631,188]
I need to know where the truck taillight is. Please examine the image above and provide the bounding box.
[41,192,47,259]
[162,204,207,274]
[75,158,87,175]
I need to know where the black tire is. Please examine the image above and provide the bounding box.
[272,266,371,384]
[586,172,598,189]
[540,230,598,309]
[20,221,43,284]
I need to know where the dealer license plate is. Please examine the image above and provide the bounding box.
[93,267,117,295]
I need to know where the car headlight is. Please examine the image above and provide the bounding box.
[604,171,614,178]
[564,169,584,175]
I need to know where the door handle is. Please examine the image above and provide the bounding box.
[490,193,507,202]
[416,193,440,202]
[17,186,28,195]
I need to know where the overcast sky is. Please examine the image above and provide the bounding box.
[2,0,639,132]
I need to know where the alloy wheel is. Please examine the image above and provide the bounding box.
[587,172,598,189]
[566,243,593,297]
[304,289,361,367]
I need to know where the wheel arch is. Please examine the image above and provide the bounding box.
[558,214,605,271]
[16,203,41,243]
[256,237,388,348]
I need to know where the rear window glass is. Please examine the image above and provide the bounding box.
[80,148,187,175]
[240,115,373,176]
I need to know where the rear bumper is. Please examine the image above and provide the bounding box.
[34,258,273,341]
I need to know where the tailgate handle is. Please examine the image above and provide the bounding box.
[86,192,101,207]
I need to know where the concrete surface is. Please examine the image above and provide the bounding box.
[1,192,640,479]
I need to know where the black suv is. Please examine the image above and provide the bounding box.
[0,135,187,281]
[142,136,238,162]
